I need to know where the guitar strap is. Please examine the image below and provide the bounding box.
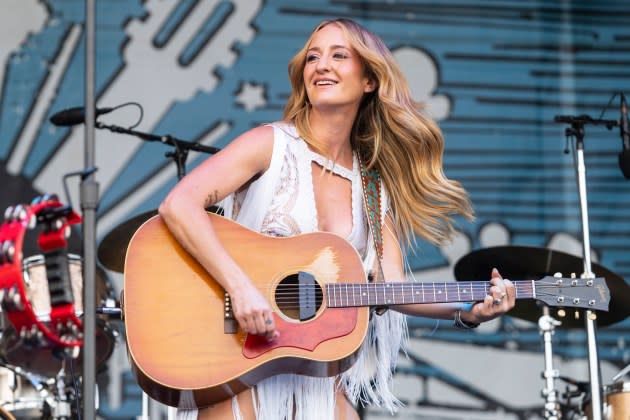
[359,157,388,315]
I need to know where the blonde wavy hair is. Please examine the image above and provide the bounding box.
[284,18,473,247]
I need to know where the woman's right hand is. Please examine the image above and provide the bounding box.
[229,281,279,341]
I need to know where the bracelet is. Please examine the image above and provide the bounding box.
[453,309,480,329]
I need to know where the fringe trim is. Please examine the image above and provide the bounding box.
[254,374,336,420]
[341,310,407,413]
[249,310,407,419]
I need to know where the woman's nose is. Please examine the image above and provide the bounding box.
[315,55,330,72]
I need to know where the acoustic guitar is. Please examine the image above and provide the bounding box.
[122,212,610,409]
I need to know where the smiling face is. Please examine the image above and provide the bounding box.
[303,23,375,112]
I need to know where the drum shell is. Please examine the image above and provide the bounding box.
[584,382,630,420]
[0,254,116,377]
[604,382,630,420]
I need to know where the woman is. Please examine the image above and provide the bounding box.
[159,18,515,420]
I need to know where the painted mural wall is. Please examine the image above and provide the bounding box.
[0,0,629,418]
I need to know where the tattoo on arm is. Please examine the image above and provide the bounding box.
[204,190,219,209]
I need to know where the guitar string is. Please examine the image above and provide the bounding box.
[270,285,592,294]
[269,284,590,301]
[270,282,574,294]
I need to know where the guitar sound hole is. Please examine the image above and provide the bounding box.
[274,273,323,321]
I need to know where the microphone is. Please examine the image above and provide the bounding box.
[619,93,630,179]
[49,106,114,126]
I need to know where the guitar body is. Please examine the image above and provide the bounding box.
[123,213,369,409]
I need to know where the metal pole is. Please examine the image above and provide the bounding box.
[82,0,98,418]
[574,138,603,420]
[539,306,561,419]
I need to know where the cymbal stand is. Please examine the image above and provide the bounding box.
[539,305,562,419]
[554,114,618,420]
[611,363,630,382]
[49,366,72,419]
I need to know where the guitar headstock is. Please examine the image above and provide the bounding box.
[535,276,610,312]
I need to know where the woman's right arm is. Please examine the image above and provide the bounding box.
[158,124,279,339]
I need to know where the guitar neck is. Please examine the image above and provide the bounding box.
[325,281,535,308]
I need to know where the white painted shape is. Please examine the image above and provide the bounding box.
[393,46,450,121]
[479,222,511,247]
[405,337,620,409]
[236,82,267,111]
[6,25,82,174]
[0,0,47,99]
[35,0,262,209]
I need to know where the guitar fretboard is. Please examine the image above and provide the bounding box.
[325,281,535,308]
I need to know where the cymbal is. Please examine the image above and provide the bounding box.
[98,209,158,272]
[98,206,222,273]
[453,245,630,328]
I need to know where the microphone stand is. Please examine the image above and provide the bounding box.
[95,122,220,179]
[83,0,97,418]
[553,114,617,420]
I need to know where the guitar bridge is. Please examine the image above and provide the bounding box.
[224,291,237,334]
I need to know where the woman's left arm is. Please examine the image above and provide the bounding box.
[381,214,516,324]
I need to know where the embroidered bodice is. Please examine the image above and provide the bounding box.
[230,123,368,256]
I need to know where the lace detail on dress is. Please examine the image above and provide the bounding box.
[260,150,301,237]
[307,148,354,181]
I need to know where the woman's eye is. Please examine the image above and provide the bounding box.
[333,52,348,59]
[306,54,319,62]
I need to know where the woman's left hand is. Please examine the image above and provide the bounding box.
[462,268,516,324]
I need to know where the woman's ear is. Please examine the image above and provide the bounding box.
[364,78,377,93]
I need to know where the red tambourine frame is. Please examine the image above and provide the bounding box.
[0,196,83,349]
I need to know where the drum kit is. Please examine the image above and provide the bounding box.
[0,195,118,419]
[455,246,630,419]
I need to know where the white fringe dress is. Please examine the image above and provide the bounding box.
[178,122,407,420]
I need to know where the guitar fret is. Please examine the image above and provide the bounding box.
[329,280,555,308]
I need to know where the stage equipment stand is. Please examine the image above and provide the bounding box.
[95,123,220,179]
[539,305,562,419]
[553,115,618,420]
[82,0,97,418]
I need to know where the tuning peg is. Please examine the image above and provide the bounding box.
[574,311,580,320]
[553,272,563,278]
[557,309,566,318]
[570,273,577,278]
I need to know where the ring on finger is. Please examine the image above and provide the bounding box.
[265,318,272,325]
[493,297,502,305]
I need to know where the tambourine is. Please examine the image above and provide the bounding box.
[0,194,83,352]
